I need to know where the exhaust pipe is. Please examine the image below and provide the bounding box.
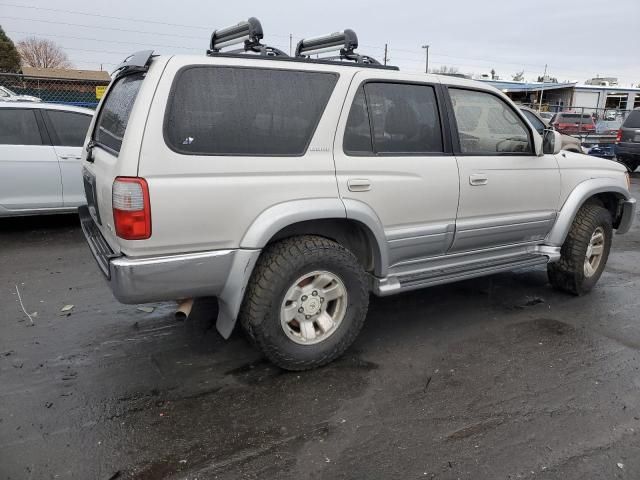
[175,298,194,321]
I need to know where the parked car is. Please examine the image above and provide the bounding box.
[78,24,636,371]
[550,112,596,135]
[615,107,640,172]
[0,103,93,216]
[519,106,582,152]
[0,85,41,103]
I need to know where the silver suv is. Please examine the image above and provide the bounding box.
[79,20,636,370]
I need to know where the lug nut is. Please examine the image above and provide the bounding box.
[298,307,304,313]
[301,295,307,301]
[320,298,324,303]
[305,315,310,319]
[312,290,318,296]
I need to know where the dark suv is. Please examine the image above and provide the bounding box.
[615,108,640,172]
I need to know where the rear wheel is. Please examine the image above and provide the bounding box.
[548,202,613,295]
[239,235,369,371]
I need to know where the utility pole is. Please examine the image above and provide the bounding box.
[538,64,547,111]
[383,43,388,66]
[422,44,429,73]
[289,34,293,56]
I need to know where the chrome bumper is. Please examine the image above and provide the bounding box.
[79,205,239,304]
[617,198,637,235]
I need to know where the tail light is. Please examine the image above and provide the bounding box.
[112,177,151,240]
[615,129,622,143]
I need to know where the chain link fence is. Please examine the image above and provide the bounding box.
[0,72,110,109]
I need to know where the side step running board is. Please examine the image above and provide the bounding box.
[374,255,549,296]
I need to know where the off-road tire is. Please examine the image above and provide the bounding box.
[548,202,613,295]
[239,235,369,371]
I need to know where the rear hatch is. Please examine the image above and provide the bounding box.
[82,52,166,254]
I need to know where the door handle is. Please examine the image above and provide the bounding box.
[347,179,371,192]
[469,174,488,186]
[59,155,82,160]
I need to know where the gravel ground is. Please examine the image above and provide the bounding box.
[1,176,639,480]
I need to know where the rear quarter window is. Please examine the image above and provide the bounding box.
[164,66,338,156]
[94,73,144,154]
[623,110,640,128]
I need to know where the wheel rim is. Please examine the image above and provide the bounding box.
[584,226,605,278]
[280,270,348,345]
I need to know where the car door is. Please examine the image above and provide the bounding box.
[42,109,93,207]
[333,74,460,268]
[446,87,561,252]
[0,108,63,212]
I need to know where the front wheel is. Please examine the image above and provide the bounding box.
[239,235,369,371]
[548,202,613,295]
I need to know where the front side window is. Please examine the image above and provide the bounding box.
[449,88,532,154]
[165,67,338,156]
[343,82,443,155]
[94,73,144,154]
[0,109,43,145]
[45,111,92,147]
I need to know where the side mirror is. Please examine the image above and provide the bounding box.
[543,129,562,155]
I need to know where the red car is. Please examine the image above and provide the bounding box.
[550,112,596,135]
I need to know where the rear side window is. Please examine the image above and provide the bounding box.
[165,66,337,156]
[623,110,640,128]
[557,113,593,124]
[45,111,92,147]
[449,88,532,154]
[343,82,443,155]
[94,73,144,154]
[0,109,43,145]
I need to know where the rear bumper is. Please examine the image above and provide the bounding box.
[79,205,238,304]
[617,198,637,235]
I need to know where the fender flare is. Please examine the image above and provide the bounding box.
[216,198,389,338]
[545,178,631,247]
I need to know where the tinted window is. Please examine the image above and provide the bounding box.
[46,110,92,147]
[343,87,373,154]
[521,109,545,134]
[623,110,640,128]
[449,89,532,154]
[365,83,443,154]
[556,113,593,124]
[0,109,43,145]
[165,67,337,156]
[94,73,144,154]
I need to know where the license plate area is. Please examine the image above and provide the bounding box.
[82,169,102,225]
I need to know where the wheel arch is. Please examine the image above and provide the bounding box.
[546,178,631,247]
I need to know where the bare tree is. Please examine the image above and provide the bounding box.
[17,37,72,69]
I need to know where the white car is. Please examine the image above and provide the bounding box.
[0,85,41,102]
[0,103,93,217]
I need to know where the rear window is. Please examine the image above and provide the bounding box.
[623,110,640,128]
[94,73,144,154]
[557,113,593,124]
[164,66,338,156]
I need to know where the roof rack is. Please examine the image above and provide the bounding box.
[206,18,392,68]
[207,17,287,57]
[295,29,381,65]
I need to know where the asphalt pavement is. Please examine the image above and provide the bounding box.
[1,176,639,480]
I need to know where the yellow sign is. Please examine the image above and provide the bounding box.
[95,86,107,99]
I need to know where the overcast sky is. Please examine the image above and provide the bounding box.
[2,0,639,85]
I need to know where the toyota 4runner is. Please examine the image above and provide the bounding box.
[79,19,636,370]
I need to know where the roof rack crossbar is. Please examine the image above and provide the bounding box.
[207,17,288,57]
